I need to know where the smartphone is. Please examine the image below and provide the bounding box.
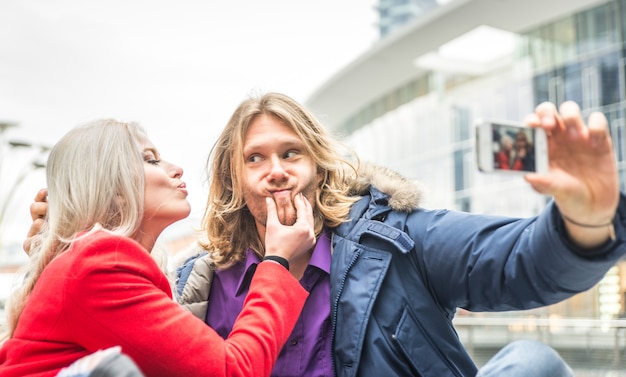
[475,119,548,174]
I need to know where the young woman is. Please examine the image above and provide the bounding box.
[0,119,315,377]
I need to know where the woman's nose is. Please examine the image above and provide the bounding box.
[170,163,183,179]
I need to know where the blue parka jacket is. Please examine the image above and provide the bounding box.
[332,186,626,376]
[175,164,626,377]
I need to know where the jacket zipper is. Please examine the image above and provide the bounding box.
[331,240,363,377]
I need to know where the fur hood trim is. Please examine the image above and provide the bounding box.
[349,162,423,212]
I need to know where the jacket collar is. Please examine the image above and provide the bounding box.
[349,162,423,212]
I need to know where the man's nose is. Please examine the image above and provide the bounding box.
[267,156,287,181]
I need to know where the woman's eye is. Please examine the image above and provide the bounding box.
[248,155,262,163]
[146,159,161,166]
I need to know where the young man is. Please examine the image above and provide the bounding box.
[175,93,623,377]
[26,93,625,376]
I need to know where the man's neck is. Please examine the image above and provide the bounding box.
[257,222,316,280]
[289,250,313,280]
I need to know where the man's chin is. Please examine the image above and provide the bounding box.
[281,217,297,226]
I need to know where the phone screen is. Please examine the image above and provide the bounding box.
[490,123,536,172]
[476,120,548,174]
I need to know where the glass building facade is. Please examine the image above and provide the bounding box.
[377,0,440,37]
[331,0,626,319]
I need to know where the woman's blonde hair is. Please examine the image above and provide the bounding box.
[201,92,359,267]
[3,119,147,338]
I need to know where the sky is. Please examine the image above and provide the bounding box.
[0,0,379,250]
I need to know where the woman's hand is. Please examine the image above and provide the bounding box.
[264,193,315,263]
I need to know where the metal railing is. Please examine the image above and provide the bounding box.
[453,316,626,371]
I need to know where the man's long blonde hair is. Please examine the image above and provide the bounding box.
[3,120,146,339]
[201,92,359,267]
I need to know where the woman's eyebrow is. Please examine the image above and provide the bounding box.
[143,147,160,158]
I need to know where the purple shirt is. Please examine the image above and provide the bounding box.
[206,230,333,377]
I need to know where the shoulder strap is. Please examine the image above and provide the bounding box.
[336,194,414,254]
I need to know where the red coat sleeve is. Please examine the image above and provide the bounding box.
[62,233,308,377]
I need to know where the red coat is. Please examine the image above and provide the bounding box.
[495,151,523,170]
[0,231,307,377]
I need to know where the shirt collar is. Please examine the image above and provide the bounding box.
[309,228,331,274]
[233,249,260,296]
[233,228,332,296]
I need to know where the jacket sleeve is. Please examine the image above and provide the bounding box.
[63,234,308,377]
[408,194,626,312]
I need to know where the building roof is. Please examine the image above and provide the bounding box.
[305,0,604,130]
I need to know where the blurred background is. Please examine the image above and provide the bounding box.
[1,0,626,375]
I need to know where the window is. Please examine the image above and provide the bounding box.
[562,62,583,107]
[597,51,621,106]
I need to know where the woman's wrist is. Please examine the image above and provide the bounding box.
[263,255,290,270]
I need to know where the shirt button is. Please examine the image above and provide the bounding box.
[291,339,299,346]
